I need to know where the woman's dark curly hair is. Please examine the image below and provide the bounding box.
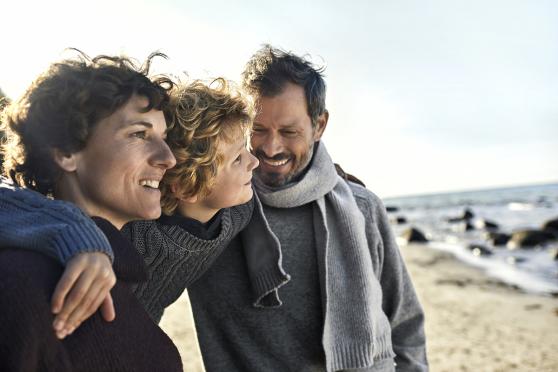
[0,49,174,195]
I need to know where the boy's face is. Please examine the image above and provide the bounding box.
[199,130,259,210]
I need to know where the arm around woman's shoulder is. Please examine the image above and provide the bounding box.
[0,178,117,340]
[0,178,113,262]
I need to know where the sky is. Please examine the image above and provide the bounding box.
[2,0,557,197]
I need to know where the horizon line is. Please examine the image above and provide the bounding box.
[383,180,558,200]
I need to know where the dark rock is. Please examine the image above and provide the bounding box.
[508,230,557,249]
[386,205,399,213]
[447,208,474,223]
[401,227,428,243]
[396,216,407,224]
[450,221,474,233]
[542,218,558,233]
[486,232,511,246]
[467,243,493,256]
[476,219,499,230]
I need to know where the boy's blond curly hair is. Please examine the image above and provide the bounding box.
[160,78,254,216]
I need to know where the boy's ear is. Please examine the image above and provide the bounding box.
[52,149,78,172]
[183,195,199,203]
[171,183,198,203]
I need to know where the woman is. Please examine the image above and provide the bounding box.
[0,52,182,371]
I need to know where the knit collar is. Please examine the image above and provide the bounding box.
[91,217,148,283]
[155,207,234,250]
[158,210,223,240]
[253,141,338,208]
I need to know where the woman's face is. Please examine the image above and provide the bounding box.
[66,95,176,228]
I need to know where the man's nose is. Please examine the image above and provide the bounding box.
[260,133,284,158]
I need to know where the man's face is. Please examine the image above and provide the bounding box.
[69,95,176,228]
[251,82,327,187]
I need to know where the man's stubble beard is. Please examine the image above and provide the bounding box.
[254,142,316,188]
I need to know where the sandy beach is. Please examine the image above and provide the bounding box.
[160,243,558,372]
[159,290,205,372]
[402,243,558,372]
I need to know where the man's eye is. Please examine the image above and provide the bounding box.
[132,131,147,139]
[282,130,297,136]
[252,127,265,133]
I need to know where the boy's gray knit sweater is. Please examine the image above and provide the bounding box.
[122,202,252,322]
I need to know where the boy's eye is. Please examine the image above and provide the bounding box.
[234,154,242,163]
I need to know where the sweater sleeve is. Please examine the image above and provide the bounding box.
[229,197,255,235]
[353,184,429,372]
[0,178,114,263]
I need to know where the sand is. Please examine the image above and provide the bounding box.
[159,291,205,372]
[160,244,558,372]
[402,243,558,372]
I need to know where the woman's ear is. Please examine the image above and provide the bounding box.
[52,149,78,172]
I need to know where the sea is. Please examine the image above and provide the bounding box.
[383,183,558,296]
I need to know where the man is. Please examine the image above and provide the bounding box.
[186,45,428,371]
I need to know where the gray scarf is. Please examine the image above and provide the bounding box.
[241,142,393,371]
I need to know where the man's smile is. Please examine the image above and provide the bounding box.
[260,157,290,167]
